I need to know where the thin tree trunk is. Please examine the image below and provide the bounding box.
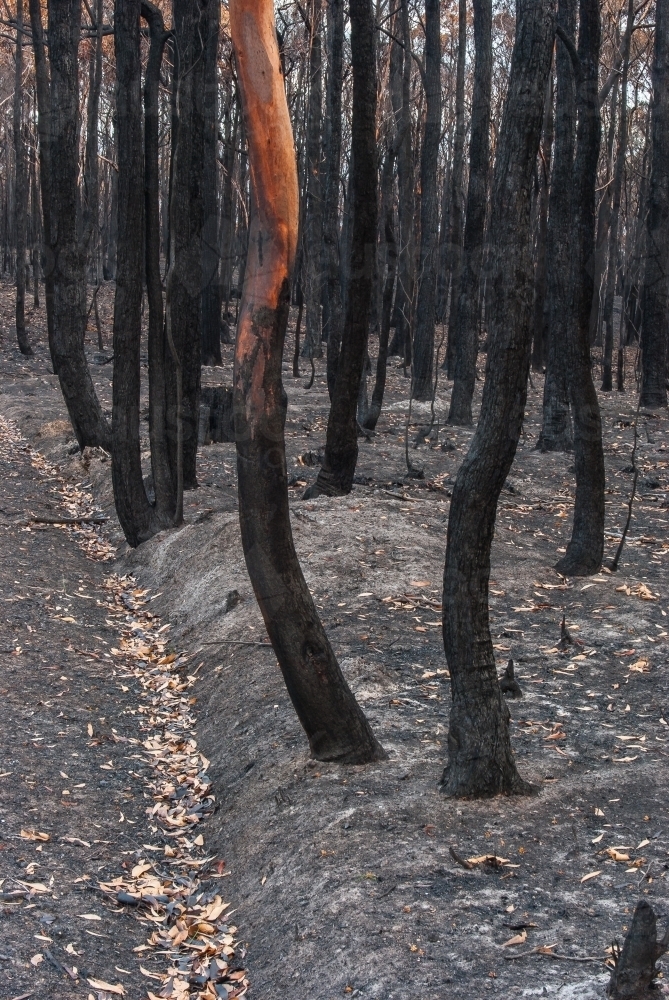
[28,0,53,349]
[441,0,556,798]
[448,0,493,423]
[306,0,379,498]
[201,0,222,366]
[589,77,618,345]
[556,0,606,576]
[166,0,207,489]
[412,0,442,401]
[602,0,634,392]
[112,0,155,546]
[364,140,397,430]
[14,0,32,356]
[229,0,384,763]
[323,0,344,399]
[538,0,576,453]
[43,0,112,451]
[302,0,324,360]
[388,0,414,363]
[531,70,554,372]
[640,0,669,408]
[82,0,102,257]
[142,0,175,526]
[445,0,467,377]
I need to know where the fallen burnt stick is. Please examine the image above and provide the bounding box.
[28,514,107,525]
[607,899,669,998]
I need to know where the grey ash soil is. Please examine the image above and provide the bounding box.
[1,279,669,998]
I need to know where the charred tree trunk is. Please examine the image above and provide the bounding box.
[229,0,384,763]
[302,0,324,360]
[531,71,554,372]
[589,78,618,345]
[412,0,442,401]
[445,0,467,377]
[640,0,669,409]
[448,0,493,423]
[28,0,52,337]
[43,0,112,451]
[556,0,606,576]
[602,0,634,392]
[306,0,379,498]
[364,140,397,431]
[441,0,556,798]
[166,0,207,490]
[388,0,414,363]
[201,0,222,366]
[112,0,155,546]
[82,0,103,260]
[607,900,669,999]
[143,0,175,526]
[13,0,32,356]
[323,0,344,399]
[538,0,575,453]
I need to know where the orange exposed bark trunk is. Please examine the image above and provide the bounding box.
[230,0,385,763]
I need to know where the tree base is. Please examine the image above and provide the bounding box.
[555,546,601,577]
[311,735,388,764]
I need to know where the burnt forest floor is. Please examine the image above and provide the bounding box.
[0,276,668,1000]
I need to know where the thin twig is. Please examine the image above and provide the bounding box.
[200,639,273,647]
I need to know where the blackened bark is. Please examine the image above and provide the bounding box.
[448,0,493,423]
[602,0,634,392]
[607,900,669,998]
[323,0,344,399]
[112,0,155,546]
[538,0,575,453]
[82,0,102,256]
[46,0,112,451]
[142,0,176,526]
[29,0,53,348]
[556,0,605,576]
[589,78,618,345]
[302,0,324,360]
[412,0,442,401]
[388,0,414,363]
[14,0,32,356]
[306,0,378,498]
[201,0,222,366]
[640,0,669,408]
[445,0,467,377]
[166,0,207,490]
[364,141,397,431]
[531,71,554,372]
[441,0,556,798]
[230,0,384,763]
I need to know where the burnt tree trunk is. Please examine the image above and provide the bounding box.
[364,140,397,431]
[112,0,156,546]
[602,0,634,392]
[448,0,493,423]
[13,0,32,356]
[302,0,324,360]
[640,0,669,408]
[44,0,112,451]
[166,0,207,490]
[306,0,379,498]
[201,0,222,366]
[323,0,344,399]
[412,0,442,401]
[531,71,554,372]
[445,0,467,377]
[607,900,669,999]
[556,0,606,576]
[589,78,618,345]
[441,0,556,798]
[229,0,384,763]
[538,0,575,453]
[29,0,52,340]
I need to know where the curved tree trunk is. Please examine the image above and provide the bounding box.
[34,0,112,452]
[14,0,32,357]
[306,0,379,498]
[448,0,493,424]
[537,0,575,453]
[640,0,669,409]
[412,0,441,401]
[302,0,324,360]
[531,71,554,372]
[230,0,385,763]
[441,0,556,798]
[556,0,605,576]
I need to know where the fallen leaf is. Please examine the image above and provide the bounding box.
[591,833,604,844]
[636,839,650,850]
[78,914,102,921]
[20,829,50,842]
[503,930,527,947]
[606,848,630,862]
[31,953,44,966]
[87,979,125,996]
[580,871,602,883]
